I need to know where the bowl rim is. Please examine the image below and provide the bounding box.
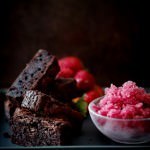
[88,96,150,121]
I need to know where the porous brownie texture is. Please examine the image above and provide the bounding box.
[22,90,84,124]
[5,49,60,118]
[10,108,72,146]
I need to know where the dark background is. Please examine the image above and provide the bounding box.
[0,0,149,88]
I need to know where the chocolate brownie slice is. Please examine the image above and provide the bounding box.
[48,78,81,102]
[21,90,83,123]
[10,108,72,146]
[6,49,60,118]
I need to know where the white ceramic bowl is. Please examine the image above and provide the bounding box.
[88,97,150,144]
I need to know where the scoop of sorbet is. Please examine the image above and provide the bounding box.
[93,81,150,119]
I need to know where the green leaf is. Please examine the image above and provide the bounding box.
[75,97,88,117]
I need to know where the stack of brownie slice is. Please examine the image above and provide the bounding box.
[5,49,83,146]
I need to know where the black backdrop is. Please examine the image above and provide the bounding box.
[0,0,150,88]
